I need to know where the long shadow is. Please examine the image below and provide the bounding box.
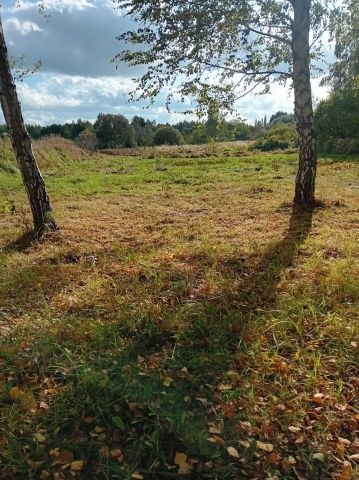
[236,205,315,314]
[2,231,35,252]
[0,206,317,480]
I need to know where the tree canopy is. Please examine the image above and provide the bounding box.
[330,0,359,89]
[115,0,337,113]
[94,113,136,149]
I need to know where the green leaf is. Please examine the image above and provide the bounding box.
[312,452,325,464]
[112,416,126,431]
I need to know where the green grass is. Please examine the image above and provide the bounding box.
[0,139,358,479]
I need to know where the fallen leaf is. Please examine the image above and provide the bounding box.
[33,432,46,443]
[268,452,279,465]
[83,416,96,424]
[110,449,123,462]
[54,450,74,465]
[70,460,84,471]
[227,446,240,458]
[312,452,325,464]
[207,436,225,445]
[209,426,222,435]
[131,473,144,480]
[239,440,251,449]
[10,386,25,401]
[339,461,353,480]
[338,437,351,446]
[349,454,359,461]
[174,452,192,475]
[163,376,174,387]
[256,441,273,452]
[94,426,105,434]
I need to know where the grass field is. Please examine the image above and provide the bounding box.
[0,138,358,479]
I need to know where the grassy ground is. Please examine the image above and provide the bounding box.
[0,138,358,480]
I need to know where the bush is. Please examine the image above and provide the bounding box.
[315,84,359,153]
[152,126,184,146]
[320,137,359,154]
[251,123,297,151]
[252,138,290,151]
[76,127,97,151]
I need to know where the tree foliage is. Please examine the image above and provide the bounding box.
[152,126,184,146]
[330,0,359,89]
[315,85,359,153]
[114,0,335,114]
[94,113,136,149]
[131,115,156,146]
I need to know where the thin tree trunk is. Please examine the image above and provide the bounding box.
[291,0,317,207]
[0,16,56,235]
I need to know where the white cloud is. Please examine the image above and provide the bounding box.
[5,17,42,35]
[18,82,81,108]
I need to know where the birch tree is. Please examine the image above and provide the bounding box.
[115,0,339,207]
[0,13,56,235]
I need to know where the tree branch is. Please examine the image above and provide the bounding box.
[243,25,292,45]
[204,62,291,77]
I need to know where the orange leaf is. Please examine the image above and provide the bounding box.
[339,461,353,480]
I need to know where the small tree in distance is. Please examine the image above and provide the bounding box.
[94,113,136,149]
[152,126,184,146]
[76,127,98,151]
[115,0,341,208]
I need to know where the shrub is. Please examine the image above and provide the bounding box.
[251,123,297,151]
[252,138,290,151]
[76,127,97,151]
[321,137,359,154]
[152,126,184,146]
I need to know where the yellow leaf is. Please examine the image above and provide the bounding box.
[94,426,105,433]
[174,452,192,475]
[257,441,274,452]
[131,473,144,479]
[10,386,25,401]
[227,446,240,458]
[70,460,85,471]
[163,376,174,387]
[339,461,353,480]
[33,432,46,443]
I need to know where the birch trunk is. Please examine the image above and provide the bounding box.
[0,16,56,234]
[291,0,317,207]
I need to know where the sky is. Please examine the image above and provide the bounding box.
[1,0,332,126]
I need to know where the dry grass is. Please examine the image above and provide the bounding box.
[0,141,358,479]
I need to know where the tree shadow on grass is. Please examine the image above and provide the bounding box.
[2,231,35,252]
[236,204,315,314]
[0,206,317,480]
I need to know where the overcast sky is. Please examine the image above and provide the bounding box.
[2,0,332,126]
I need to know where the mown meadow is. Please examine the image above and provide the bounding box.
[0,138,358,479]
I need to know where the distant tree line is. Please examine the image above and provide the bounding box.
[1,100,357,155]
[0,111,298,150]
